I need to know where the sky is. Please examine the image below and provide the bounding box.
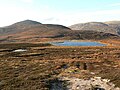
[0,0,120,26]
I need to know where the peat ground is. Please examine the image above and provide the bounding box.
[0,41,120,89]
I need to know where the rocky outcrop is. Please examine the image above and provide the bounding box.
[61,77,120,90]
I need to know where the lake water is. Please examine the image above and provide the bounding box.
[51,41,106,46]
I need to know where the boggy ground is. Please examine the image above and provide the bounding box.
[0,41,120,90]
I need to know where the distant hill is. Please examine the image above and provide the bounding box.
[0,20,119,42]
[105,21,120,25]
[69,21,120,35]
[11,20,42,26]
[63,30,118,40]
[0,20,71,42]
[0,20,42,35]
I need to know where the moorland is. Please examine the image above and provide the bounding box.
[0,20,120,90]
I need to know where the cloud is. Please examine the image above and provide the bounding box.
[0,2,120,27]
[41,9,120,26]
[21,0,34,3]
[110,3,120,6]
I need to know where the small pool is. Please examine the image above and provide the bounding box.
[13,49,27,52]
[50,41,106,46]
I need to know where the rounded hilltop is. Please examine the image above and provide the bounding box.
[69,21,120,35]
[11,20,42,27]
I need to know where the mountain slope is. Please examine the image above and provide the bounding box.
[0,20,119,42]
[0,20,71,42]
[69,21,120,35]
[0,20,42,35]
[105,21,120,25]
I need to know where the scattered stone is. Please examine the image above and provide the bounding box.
[60,77,120,90]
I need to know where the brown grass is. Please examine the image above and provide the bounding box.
[0,41,120,89]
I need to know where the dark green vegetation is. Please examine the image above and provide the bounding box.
[0,43,120,89]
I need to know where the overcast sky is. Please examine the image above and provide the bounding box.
[0,0,120,26]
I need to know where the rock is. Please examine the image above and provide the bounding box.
[60,77,120,90]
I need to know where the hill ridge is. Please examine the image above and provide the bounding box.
[69,21,120,35]
[0,20,119,42]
